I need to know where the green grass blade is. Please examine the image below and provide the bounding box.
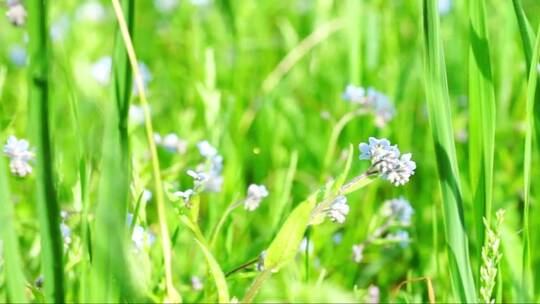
[90,1,135,301]
[468,0,496,273]
[421,0,476,301]
[180,216,230,302]
[27,1,65,302]
[0,156,27,302]
[521,22,540,303]
[512,0,540,147]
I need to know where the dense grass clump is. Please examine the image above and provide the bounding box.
[1,0,540,302]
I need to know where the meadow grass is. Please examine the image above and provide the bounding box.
[1,0,540,303]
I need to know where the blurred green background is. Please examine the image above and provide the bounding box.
[1,0,540,302]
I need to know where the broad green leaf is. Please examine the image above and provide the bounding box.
[265,194,317,271]
[421,0,476,301]
[468,0,496,277]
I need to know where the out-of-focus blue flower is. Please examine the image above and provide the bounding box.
[439,0,451,15]
[91,56,112,85]
[244,184,269,211]
[3,135,34,178]
[155,133,187,154]
[133,62,153,96]
[385,230,410,247]
[381,197,414,226]
[50,15,70,42]
[76,1,106,22]
[155,0,179,13]
[9,44,27,67]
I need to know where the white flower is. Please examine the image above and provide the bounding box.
[3,136,34,177]
[197,140,218,158]
[352,244,364,263]
[155,133,187,154]
[129,105,146,125]
[256,251,267,272]
[382,153,416,186]
[342,84,367,104]
[9,159,32,177]
[4,136,32,160]
[9,44,26,67]
[244,184,269,211]
[173,189,194,206]
[381,197,414,226]
[155,0,179,12]
[326,195,349,224]
[91,56,112,85]
[366,285,380,304]
[142,189,152,202]
[75,1,106,22]
[6,3,27,27]
[191,276,204,291]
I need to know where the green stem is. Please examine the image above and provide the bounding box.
[27,1,65,302]
[111,0,181,301]
[243,270,272,303]
[209,200,242,248]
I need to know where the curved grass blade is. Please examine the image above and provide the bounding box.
[421,0,476,301]
[180,216,230,303]
[90,0,137,301]
[27,1,65,302]
[110,0,181,301]
[0,156,27,302]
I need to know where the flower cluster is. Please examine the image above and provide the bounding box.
[351,197,414,263]
[359,137,416,186]
[381,197,414,226]
[5,0,27,27]
[3,135,34,177]
[154,133,187,154]
[325,195,350,224]
[127,213,156,251]
[385,230,410,247]
[244,184,269,211]
[173,141,224,207]
[131,225,156,251]
[343,85,396,127]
